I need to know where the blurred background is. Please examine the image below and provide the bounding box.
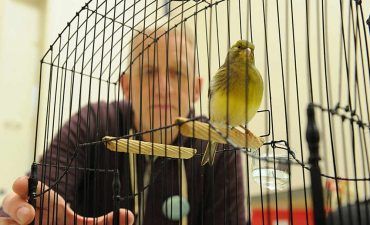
[0,0,89,202]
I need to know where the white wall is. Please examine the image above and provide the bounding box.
[0,0,86,203]
[0,0,44,203]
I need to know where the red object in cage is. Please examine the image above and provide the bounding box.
[252,208,314,225]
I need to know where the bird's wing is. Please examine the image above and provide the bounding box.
[209,66,227,98]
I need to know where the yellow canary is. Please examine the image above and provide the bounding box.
[201,40,264,166]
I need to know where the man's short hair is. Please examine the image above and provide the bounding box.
[122,23,197,76]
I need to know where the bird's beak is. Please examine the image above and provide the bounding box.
[246,48,252,56]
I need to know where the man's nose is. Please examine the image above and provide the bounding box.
[155,72,172,96]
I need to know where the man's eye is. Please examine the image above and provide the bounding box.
[145,68,155,74]
[174,70,186,77]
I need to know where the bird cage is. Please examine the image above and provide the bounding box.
[29,0,370,225]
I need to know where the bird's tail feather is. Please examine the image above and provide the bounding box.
[201,141,218,166]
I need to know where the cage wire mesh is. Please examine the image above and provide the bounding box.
[29,0,370,225]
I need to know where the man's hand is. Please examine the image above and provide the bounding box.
[0,176,134,225]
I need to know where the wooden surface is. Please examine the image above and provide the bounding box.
[103,136,197,159]
[176,117,264,149]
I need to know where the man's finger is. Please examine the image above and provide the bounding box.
[97,209,135,225]
[2,193,35,225]
[12,176,46,209]
[12,176,29,200]
[73,209,135,225]
[0,217,19,225]
[12,176,45,203]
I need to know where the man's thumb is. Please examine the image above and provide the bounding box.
[77,209,134,225]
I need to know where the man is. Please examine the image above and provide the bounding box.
[0,26,246,225]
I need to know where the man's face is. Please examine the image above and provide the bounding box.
[121,31,202,143]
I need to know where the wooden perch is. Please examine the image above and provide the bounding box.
[175,117,264,149]
[103,136,197,159]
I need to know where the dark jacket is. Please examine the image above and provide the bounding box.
[5,101,246,225]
